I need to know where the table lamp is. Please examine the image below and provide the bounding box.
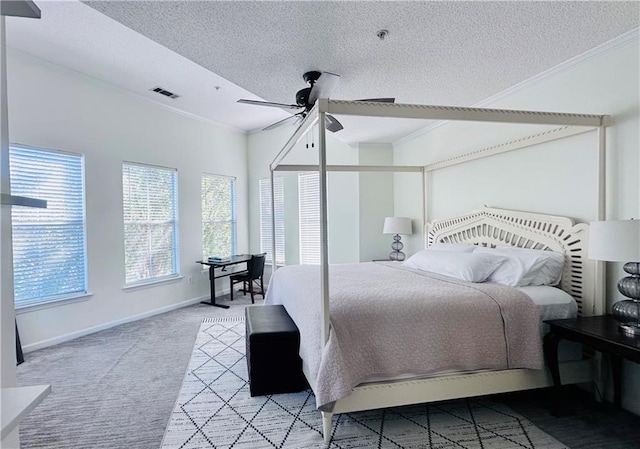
[383,217,412,261]
[588,219,640,336]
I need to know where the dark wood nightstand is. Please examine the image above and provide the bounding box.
[543,315,640,408]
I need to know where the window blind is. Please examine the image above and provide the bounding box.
[202,174,236,259]
[298,172,327,265]
[122,163,179,284]
[10,146,87,306]
[259,177,285,265]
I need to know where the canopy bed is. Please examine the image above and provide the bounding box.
[266,99,610,443]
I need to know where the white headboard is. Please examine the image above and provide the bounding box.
[426,206,597,317]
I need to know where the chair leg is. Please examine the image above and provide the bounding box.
[260,276,264,296]
[242,280,247,296]
[249,279,254,304]
[230,279,234,301]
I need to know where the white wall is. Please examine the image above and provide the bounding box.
[247,129,399,266]
[247,125,361,267]
[357,143,395,261]
[7,49,249,349]
[394,32,640,414]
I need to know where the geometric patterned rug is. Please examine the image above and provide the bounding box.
[161,317,569,449]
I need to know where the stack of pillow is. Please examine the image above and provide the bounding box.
[402,242,565,287]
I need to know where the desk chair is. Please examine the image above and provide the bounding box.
[230,253,266,304]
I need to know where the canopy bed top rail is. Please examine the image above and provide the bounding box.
[426,206,597,317]
[269,99,610,172]
[423,125,594,172]
[274,164,423,173]
[321,99,610,127]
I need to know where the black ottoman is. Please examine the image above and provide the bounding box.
[245,305,307,396]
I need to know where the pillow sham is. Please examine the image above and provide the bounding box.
[490,246,565,286]
[475,247,554,287]
[403,250,505,282]
[427,242,476,252]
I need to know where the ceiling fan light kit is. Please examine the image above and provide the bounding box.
[237,71,394,133]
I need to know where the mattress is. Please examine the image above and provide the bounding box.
[517,285,578,322]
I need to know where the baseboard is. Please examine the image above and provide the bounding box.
[21,294,211,353]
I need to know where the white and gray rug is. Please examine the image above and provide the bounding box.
[161,317,568,449]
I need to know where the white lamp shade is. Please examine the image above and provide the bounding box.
[383,217,412,235]
[588,220,640,261]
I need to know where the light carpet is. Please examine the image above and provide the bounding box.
[161,317,568,449]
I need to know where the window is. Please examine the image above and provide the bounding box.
[259,177,285,265]
[122,163,179,285]
[9,146,87,306]
[298,172,327,265]
[202,174,236,259]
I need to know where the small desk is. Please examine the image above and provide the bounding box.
[197,255,252,309]
[544,315,640,407]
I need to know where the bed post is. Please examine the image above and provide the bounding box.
[317,105,330,346]
[422,167,428,247]
[322,411,333,443]
[270,169,277,275]
[593,125,607,316]
[317,101,332,442]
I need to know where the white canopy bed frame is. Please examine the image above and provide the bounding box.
[268,99,610,443]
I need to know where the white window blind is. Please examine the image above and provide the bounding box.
[9,146,87,306]
[202,174,236,259]
[259,177,285,265]
[298,172,327,265]
[122,163,179,285]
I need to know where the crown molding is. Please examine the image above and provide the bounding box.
[394,27,639,147]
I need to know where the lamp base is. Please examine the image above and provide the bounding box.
[612,297,640,338]
[618,323,640,337]
[389,234,406,261]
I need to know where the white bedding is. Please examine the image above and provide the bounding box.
[265,262,544,411]
[517,285,578,322]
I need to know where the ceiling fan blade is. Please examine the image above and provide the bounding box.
[325,114,344,133]
[262,114,300,131]
[355,98,395,103]
[238,99,301,111]
[308,72,340,105]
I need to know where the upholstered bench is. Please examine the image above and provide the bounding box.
[245,305,307,396]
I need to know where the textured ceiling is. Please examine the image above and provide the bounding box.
[8,1,640,144]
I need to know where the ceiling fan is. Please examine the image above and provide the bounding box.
[238,71,394,133]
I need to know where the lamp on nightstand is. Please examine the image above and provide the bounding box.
[383,217,412,261]
[588,219,640,336]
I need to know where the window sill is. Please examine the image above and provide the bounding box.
[122,275,183,292]
[15,292,94,314]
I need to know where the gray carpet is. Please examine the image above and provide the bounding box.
[17,295,640,448]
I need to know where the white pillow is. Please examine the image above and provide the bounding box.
[491,246,565,286]
[427,242,475,252]
[403,250,505,282]
[475,247,549,287]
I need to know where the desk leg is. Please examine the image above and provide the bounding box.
[611,354,623,407]
[201,266,229,309]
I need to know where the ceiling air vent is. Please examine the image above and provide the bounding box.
[150,86,179,99]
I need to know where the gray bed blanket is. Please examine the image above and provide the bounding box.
[264,262,543,411]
